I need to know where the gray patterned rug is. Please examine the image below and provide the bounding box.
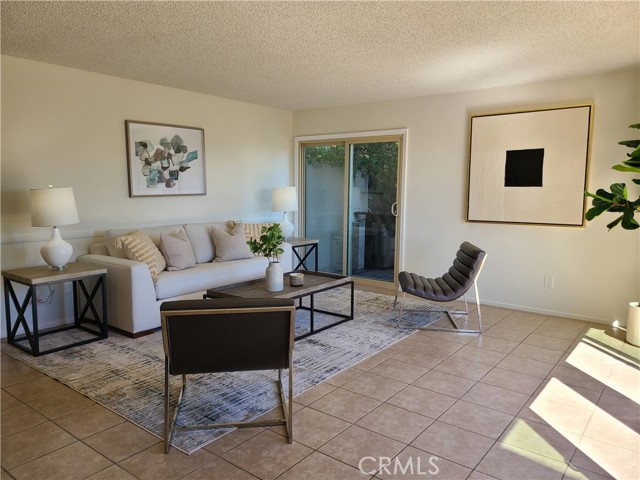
[1,288,443,453]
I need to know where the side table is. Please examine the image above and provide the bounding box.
[287,237,319,271]
[2,262,108,356]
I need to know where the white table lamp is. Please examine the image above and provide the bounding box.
[30,186,80,270]
[272,186,297,240]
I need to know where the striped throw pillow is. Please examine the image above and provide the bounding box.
[115,230,166,282]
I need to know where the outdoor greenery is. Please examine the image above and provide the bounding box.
[585,123,640,230]
[246,224,284,263]
[304,142,398,213]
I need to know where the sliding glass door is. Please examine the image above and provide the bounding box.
[302,136,401,284]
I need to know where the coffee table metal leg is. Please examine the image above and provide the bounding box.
[309,294,315,334]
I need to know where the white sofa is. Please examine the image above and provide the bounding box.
[78,221,292,336]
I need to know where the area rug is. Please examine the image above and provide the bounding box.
[1,288,443,453]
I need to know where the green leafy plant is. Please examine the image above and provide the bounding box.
[585,123,640,230]
[247,224,284,263]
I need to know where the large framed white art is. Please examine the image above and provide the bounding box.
[467,105,592,226]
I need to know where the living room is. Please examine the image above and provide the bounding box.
[1,1,639,479]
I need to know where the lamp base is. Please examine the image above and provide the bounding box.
[279,212,294,240]
[41,227,73,270]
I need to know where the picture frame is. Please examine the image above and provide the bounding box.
[467,105,592,226]
[125,120,206,197]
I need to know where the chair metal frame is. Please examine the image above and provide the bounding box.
[394,253,487,334]
[161,303,295,453]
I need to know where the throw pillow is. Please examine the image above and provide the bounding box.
[114,230,167,282]
[210,224,254,262]
[159,229,196,271]
[226,220,273,241]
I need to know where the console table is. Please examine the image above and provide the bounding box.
[2,262,108,356]
[288,237,319,271]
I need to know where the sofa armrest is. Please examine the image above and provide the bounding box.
[281,242,293,273]
[78,254,159,334]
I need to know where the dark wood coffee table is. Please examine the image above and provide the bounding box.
[205,271,354,340]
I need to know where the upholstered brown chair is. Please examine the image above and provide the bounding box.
[394,242,487,334]
[160,297,295,453]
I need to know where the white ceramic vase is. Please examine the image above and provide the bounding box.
[265,262,284,292]
[626,302,640,347]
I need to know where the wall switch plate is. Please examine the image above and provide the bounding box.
[544,276,554,289]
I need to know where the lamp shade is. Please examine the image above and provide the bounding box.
[30,186,79,227]
[272,186,298,212]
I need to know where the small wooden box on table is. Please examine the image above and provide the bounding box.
[205,271,353,340]
[2,262,108,356]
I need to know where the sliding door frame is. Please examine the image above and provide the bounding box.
[294,129,408,288]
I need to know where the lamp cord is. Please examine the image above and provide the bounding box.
[36,285,55,304]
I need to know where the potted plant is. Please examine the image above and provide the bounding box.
[585,122,640,345]
[247,223,285,292]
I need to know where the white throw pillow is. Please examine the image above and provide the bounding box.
[210,224,254,262]
[159,229,196,271]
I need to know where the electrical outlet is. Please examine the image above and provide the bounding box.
[64,283,73,296]
[544,275,554,289]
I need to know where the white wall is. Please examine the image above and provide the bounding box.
[294,68,640,324]
[1,56,294,332]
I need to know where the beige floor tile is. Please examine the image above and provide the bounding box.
[432,357,493,381]
[84,421,160,463]
[388,348,446,369]
[563,466,614,480]
[476,442,568,480]
[511,343,564,364]
[461,382,529,415]
[342,371,407,402]
[1,390,22,411]
[318,424,405,470]
[482,326,530,342]
[387,385,456,418]
[180,456,260,479]
[410,420,494,468]
[119,442,215,480]
[1,356,45,388]
[294,382,337,406]
[1,404,47,437]
[573,436,640,480]
[378,445,471,480]
[85,465,138,480]
[368,358,429,384]
[569,449,616,479]
[411,369,476,398]
[309,387,381,423]
[438,399,514,439]
[415,330,478,345]
[356,403,433,443]
[410,337,464,355]
[4,376,70,403]
[1,421,76,470]
[597,393,640,426]
[324,367,366,387]
[523,333,573,352]
[494,319,542,334]
[523,397,594,436]
[467,471,500,480]
[582,408,640,451]
[496,353,555,378]
[222,430,312,480]
[481,367,544,395]
[203,427,264,455]
[546,366,605,393]
[27,387,95,419]
[53,403,126,439]
[534,325,583,341]
[469,335,519,354]
[281,406,349,449]
[499,417,577,463]
[355,351,394,371]
[452,345,507,366]
[8,442,111,480]
[277,451,368,480]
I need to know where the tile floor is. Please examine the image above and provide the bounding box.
[1,294,639,480]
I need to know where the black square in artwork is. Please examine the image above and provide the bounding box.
[504,148,544,187]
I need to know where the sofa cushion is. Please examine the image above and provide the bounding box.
[115,230,167,282]
[105,224,183,258]
[154,256,269,300]
[159,229,196,271]
[226,220,273,241]
[183,222,227,263]
[210,224,253,262]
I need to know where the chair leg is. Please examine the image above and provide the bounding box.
[395,292,408,328]
[164,363,187,454]
[393,284,403,309]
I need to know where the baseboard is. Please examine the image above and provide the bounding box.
[477,298,612,325]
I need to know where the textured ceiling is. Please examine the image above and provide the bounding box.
[2,1,639,110]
